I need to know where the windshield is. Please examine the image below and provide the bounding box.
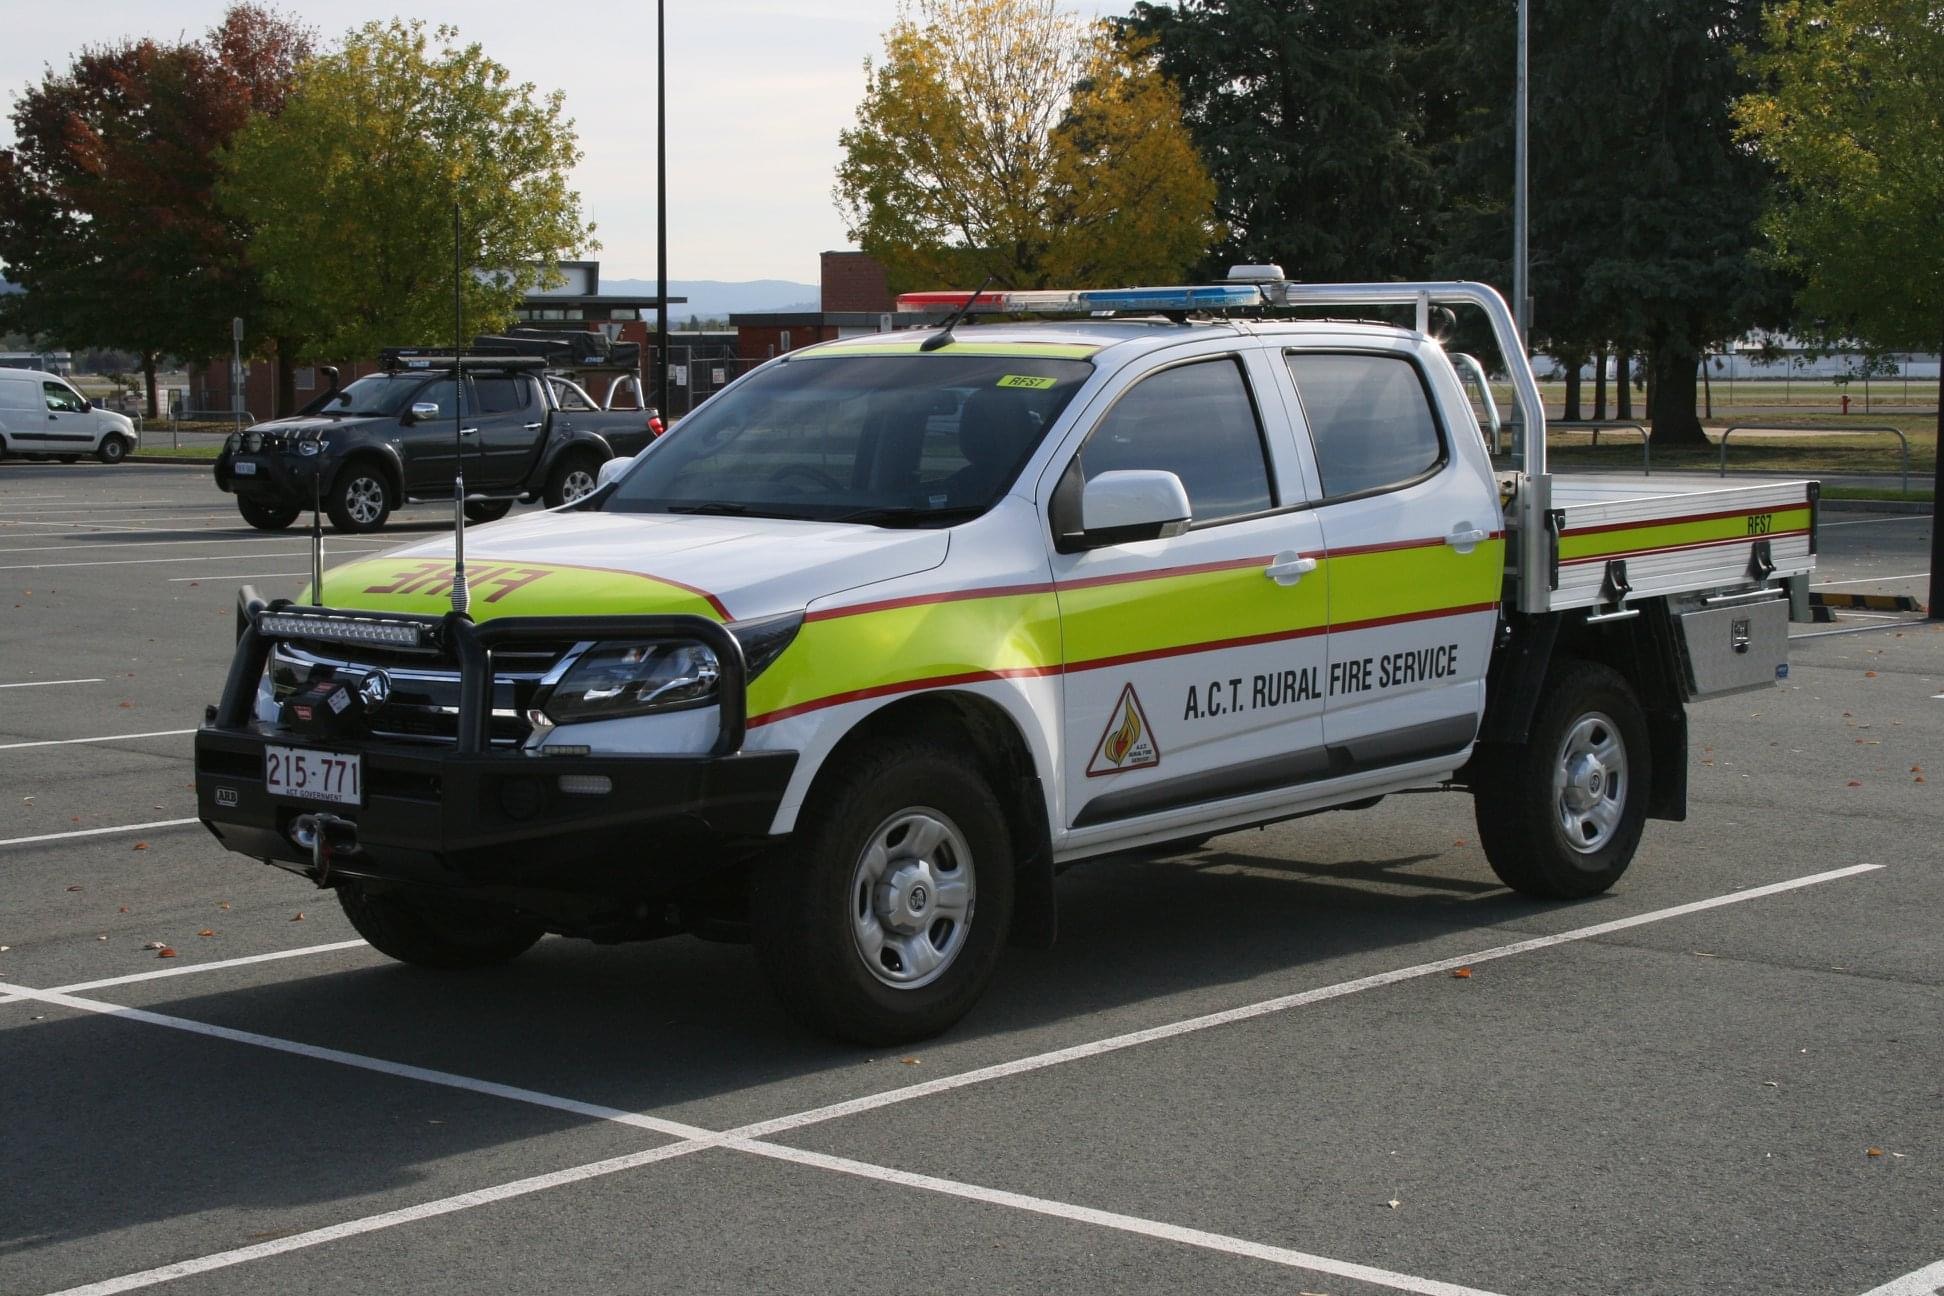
[328,374,452,418]
[602,350,1093,524]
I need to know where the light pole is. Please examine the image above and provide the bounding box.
[1513,0,1530,351]
[655,0,670,423]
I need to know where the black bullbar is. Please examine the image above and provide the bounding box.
[195,591,799,888]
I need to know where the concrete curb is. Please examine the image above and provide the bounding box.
[1819,498,1933,515]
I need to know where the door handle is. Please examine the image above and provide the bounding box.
[459,427,480,439]
[1446,526,1488,553]
[1264,553,1318,585]
[523,422,543,431]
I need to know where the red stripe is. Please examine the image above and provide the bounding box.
[804,580,1056,623]
[1560,529,1809,566]
[1325,535,1444,558]
[746,601,1498,728]
[1562,502,1811,539]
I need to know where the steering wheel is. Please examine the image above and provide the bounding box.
[767,464,845,493]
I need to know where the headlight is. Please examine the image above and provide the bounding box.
[296,439,321,456]
[536,640,721,723]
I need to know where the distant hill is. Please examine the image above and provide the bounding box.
[605,278,818,323]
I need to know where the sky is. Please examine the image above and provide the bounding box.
[0,1,1105,287]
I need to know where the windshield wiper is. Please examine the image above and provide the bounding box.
[664,501,750,515]
[828,505,985,527]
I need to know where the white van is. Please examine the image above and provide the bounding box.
[0,368,139,463]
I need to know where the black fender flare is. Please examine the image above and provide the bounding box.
[331,443,406,502]
[536,431,614,485]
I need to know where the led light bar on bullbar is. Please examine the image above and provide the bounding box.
[896,284,1265,315]
[257,611,427,649]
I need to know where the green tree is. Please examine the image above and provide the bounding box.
[1121,0,1464,283]
[835,0,1215,292]
[0,6,312,416]
[1737,0,1944,615]
[219,20,593,376]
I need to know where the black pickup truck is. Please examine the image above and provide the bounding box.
[215,354,662,533]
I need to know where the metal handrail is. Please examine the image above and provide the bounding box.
[1551,420,1651,475]
[169,410,256,449]
[1719,424,1908,494]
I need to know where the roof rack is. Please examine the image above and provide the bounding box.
[378,349,547,372]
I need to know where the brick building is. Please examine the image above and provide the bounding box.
[732,251,945,360]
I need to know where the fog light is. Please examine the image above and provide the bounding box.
[557,774,611,797]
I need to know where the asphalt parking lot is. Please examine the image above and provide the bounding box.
[1,461,1938,1296]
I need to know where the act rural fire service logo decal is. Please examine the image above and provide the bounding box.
[1087,683,1160,777]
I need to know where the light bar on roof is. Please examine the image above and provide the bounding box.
[895,283,1265,315]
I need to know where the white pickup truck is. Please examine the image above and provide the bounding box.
[193,276,1816,1043]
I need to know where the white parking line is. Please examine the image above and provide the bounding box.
[0,941,370,1007]
[167,572,307,582]
[11,863,1881,1296]
[1793,621,1930,641]
[0,536,360,555]
[1820,515,1932,528]
[0,729,196,752]
[0,678,104,689]
[0,551,350,572]
[0,818,199,849]
[1857,1259,1944,1296]
[1811,573,1929,588]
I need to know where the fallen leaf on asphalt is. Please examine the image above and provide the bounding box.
[117,906,128,913]
[289,912,305,922]
[156,947,177,958]
[1867,1147,1884,1157]
[1451,967,1472,979]
[118,701,134,708]
[132,842,148,850]
[96,935,107,941]
[1846,780,1863,787]
[1865,671,1877,678]
[198,929,215,938]
[1763,1081,1778,1087]
[1914,765,1925,773]
[218,902,231,911]
[66,885,83,892]
[142,941,165,950]
[1387,1199,1401,1209]
[898,1057,921,1066]
[1917,776,1928,784]
[1694,951,1718,958]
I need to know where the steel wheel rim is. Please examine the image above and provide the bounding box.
[101,439,124,462]
[848,807,975,990]
[345,476,385,524]
[1554,710,1626,854]
[560,469,596,504]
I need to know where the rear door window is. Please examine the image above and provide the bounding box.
[1283,353,1445,499]
[473,376,533,413]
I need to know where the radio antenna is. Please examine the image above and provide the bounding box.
[450,202,470,617]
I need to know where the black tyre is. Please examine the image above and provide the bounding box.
[238,499,301,531]
[96,434,129,465]
[464,499,513,523]
[543,451,601,508]
[326,462,394,533]
[337,883,544,969]
[1473,659,1651,899]
[752,741,1015,1045]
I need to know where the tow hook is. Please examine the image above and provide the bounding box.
[290,812,360,887]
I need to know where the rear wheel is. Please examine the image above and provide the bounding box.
[238,499,300,531]
[1474,659,1650,899]
[753,741,1014,1045]
[96,434,129,465]
[326,463,393,533]
[543,451,600,508]
[464,499,513,523]
[337,883,544,969]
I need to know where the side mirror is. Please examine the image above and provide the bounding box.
[408,401,440,422]
[1058,469,1191,550]
[595,455,634,491]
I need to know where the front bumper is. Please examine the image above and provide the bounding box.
[215,446,324,503]
[194,596,796,901]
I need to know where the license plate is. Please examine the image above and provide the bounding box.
[265,744,363,806]
[232,460,257,475]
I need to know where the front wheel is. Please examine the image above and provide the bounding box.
[337,883,544,969]
[1473,659,1651,899]
[326,463,393,533]
[96,434,129,465]
[543,451,600,508]
[752,741,1014,1045]
[238,499,300,531]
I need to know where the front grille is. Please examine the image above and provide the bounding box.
[268,640,579,748]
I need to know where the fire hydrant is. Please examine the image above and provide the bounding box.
[1841,394,1851,414]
